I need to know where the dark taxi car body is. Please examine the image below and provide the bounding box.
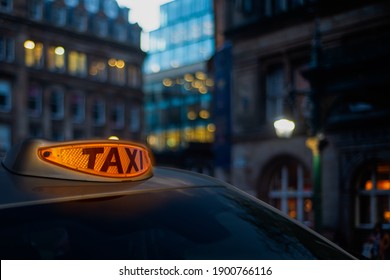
[0,139,356,260]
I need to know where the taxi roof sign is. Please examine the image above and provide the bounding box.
[2,139,153,182]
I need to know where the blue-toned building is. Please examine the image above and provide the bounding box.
[143,0,215,154]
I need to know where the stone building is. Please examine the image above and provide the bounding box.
[0,0,145,155]
[215,0,390,255]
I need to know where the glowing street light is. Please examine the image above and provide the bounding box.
[273,118,295,138]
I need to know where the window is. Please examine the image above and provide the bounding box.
[275,0,288,13]
[202,14,214,37]
[0,79,12,112]
[89,59,107,81]
[70,93,85,123]
[24,40,43,68]
[51,126,64,141]
[111,102,124,129]
[29,123,43,138]
[27,84,42,117]
[128,65,141,87]
[64,0,79,8]
[108,58,126,85]
[113,24,127,42]
[92,98,105,126]
[129,106,140,132]
[0,124,11,155]
[72,10,87,32]
[85,0,99,13]
[50,89,64,120]
[47,46,66,72]
[292,62,310,92]
[29,0,43,20]
[0,0,12,12]
[268,159,313,227]
[264,0,272,16]
[52,6,66,26]
[73,128,84,140]
[188,18,201,42]
[291,62,311,122]
[356,161,390,229]
[235,0,256,15]
[292,0,305,8]
[96,18,108,37]
[0,36,14,63]
[166,129,181,149]
[266,65,285,122]
[68,51,87,77]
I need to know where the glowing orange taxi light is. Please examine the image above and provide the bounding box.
[38,142,152,180]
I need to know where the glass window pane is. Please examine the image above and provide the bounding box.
[71,94,85,123]
[50,90,64,119]
[28,84,42,117]
[0,79,12,112]
[377,196,390,225]
[0,124,11,154]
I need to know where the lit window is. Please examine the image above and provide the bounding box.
[268,159,313,227]
[89,59,107,81]
[24,40,43,67]
[356,161,390,229]
[0,36,14,62]
[0,79,12,112]
[27,84,42,117]
[50,89,64,120]
[47,46,66,72]
[68,51,87,76]
[109,58,126,85]
[147,132,164,151]
[166,129,180,149]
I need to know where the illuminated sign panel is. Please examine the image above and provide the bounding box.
[38,142,151,179]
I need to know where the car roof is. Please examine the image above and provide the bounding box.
[0,163,230,210]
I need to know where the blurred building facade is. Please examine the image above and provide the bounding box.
[215,0,390,255]
[143,0,215,171]
[0,0,145,154]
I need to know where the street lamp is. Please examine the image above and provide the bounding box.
[301,17,326,233]
[273,18,325,233]
[273,118,295,138]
